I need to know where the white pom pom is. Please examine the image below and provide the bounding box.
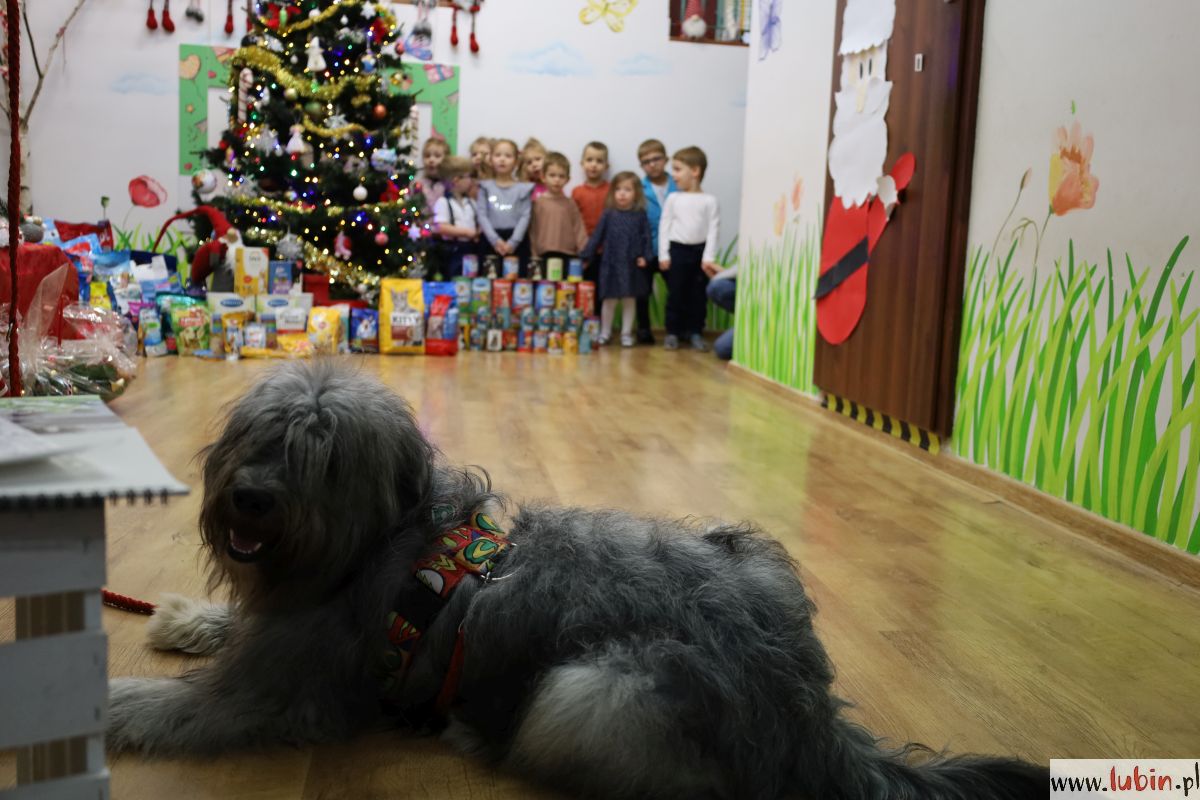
[682,15,707,39]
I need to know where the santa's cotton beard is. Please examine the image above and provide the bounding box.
[827,78,892,208]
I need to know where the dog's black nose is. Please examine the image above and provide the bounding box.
[231,488,275,516]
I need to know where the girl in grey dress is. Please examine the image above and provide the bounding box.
[476,139,534,276]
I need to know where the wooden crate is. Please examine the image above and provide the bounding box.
[0,505,110,800]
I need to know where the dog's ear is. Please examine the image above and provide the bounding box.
[313,369,435,524]
[387,406,435,515]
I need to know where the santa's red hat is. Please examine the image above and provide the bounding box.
[151,206,238,286]
[152,205,233,250]
[682,0,707,39]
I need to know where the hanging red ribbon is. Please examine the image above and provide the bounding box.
[5,0,22,395]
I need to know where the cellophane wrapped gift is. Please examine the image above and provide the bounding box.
[1,264,138,400]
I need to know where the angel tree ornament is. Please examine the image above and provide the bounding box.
[814,0,915,345]
[285,124,307,155]
[306,36,327,72]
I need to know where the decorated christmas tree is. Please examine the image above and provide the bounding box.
[193,0,429,288]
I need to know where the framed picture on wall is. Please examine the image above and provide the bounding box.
[669,0,750,46]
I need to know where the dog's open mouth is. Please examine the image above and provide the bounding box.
[228,530,268,563]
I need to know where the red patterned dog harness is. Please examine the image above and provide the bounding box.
[380,511,510,715]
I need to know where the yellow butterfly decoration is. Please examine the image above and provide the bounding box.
[580,0,638,33]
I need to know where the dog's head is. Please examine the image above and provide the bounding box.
[199,360,435,605]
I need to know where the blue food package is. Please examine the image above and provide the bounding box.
[453,277,473,310]
[350,308,379,353]
[268,260,295,294]
[535,280,556,309]
[423,281,457,310]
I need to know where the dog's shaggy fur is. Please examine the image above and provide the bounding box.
[108,361,1048,799]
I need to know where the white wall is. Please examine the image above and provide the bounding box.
[736,0,834,243]
[10,0,749,252]
[966,0,1197,273]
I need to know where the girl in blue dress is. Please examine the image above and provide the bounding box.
[581,172,654,347]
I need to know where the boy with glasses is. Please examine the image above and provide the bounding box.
[634,139,677,344]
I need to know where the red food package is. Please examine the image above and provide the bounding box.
[575,281,596,313]
[491,279,513,310]
[53,219,115,251]
[424,294,458,357]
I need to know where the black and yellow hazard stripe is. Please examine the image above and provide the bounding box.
[820,393,941,454]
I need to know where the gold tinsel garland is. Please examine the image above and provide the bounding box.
[246,226,418,287]
[232,46,381,103]
[302,115,369,139]
[225,192,419,219]
[261,0,396,37]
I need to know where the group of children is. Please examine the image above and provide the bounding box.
[419,136,719,350]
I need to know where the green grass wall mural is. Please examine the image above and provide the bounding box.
[955,120,1200,552]
[733,175,819,393]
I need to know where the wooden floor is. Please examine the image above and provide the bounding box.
[5,348,1200,798]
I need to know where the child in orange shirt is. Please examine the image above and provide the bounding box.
[571,141,610,313]
[571,141,610,235]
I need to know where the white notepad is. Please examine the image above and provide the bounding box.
[0,396,189,508]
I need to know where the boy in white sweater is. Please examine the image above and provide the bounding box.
[658,146,718,351]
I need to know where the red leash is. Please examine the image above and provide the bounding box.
[102,588,157,615]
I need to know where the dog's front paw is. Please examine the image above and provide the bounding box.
[106,677,183,754]
[146,594,233,655]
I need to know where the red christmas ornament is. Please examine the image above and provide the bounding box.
[374,231,388,246]
[373,103,387,119]
[146,0,158,30]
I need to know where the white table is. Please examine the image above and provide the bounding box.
[0,397,186,799]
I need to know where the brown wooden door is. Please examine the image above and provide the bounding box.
[814,0,985,436]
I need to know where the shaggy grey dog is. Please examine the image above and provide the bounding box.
[108,361,1048,799]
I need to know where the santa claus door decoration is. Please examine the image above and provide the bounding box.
[815,0,913,346]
